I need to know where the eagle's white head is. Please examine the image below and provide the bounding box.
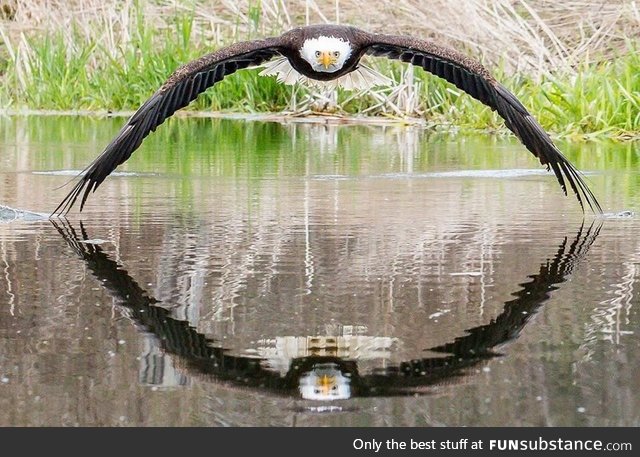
[300,36,352,73]
[259,33,391,90]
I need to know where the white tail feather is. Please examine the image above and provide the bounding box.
[259,57,392,91]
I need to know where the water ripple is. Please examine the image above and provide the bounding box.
[0,205,49,222]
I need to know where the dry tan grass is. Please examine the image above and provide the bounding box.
[1,1,638,122]
[2,0,638,78]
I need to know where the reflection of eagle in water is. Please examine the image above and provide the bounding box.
[53,219,600,400]
[53,24,601,215]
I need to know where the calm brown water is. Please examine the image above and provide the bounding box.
[0,116,638,426]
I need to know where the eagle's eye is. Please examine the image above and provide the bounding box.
[315,50,321,57]
[333,51,340,57]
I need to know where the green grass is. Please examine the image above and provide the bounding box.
[1,12,639,139]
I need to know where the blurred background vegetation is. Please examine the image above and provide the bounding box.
[0,0,638,138]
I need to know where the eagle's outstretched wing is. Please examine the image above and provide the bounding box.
[53,38,285,215]
[362,33,601,213]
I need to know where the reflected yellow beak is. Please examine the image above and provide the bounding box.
[318,374,335,395]
[317,51,337,69]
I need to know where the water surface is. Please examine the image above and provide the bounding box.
[0,116,638,426]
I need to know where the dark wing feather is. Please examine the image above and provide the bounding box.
[363,34,601,213]
[53,38,284,215]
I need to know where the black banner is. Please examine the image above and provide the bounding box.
[0,427,635,456]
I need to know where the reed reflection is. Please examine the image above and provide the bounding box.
[52,219,600,400]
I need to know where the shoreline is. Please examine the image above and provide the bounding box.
[1,109,637,140]
[1,2,637,141]
[0,108,426,126]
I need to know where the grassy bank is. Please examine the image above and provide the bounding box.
[0,1,639,139]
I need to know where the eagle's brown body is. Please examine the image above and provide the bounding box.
[53,24,601,216]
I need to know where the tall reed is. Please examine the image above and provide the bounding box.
[0,1,638,138]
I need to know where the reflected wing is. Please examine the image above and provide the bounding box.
[363,34,601,213]
[51,219,286,391]
[53,38,285,215]
[358,221,601,395]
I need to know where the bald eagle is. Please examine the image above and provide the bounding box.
[53,24,601,215]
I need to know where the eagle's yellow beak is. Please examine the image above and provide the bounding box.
[317,51,337,69]
[318,374,336,395]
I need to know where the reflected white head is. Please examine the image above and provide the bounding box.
[300,36,352,73]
